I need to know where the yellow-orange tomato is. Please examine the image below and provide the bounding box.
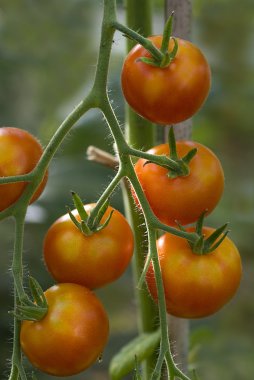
[0,127,47,211]
[43,204,134,289]
[134,141,224,226]
[20,283,109,376]
[146,228,242,318]
[121,36,211,125]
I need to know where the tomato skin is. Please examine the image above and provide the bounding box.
[43,204,134,289]
[0,127,47,211]
[121,36,211,125]
[134,141,224,226]
[146,228,242,319]
[20,283,109,376]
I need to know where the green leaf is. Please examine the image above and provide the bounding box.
[109,330,161,380]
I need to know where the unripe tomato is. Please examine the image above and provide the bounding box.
[20,283,109,376]
[146,228,242,318]
[121,36,211,125]
[0,127,47,211]
[134,141,224,226]
[43,204,134,289]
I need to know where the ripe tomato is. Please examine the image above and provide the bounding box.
[20,283,109,376]
[134,141,224,226]
[146,228,242,318]
[121,35,211,125]
[43,204,134,289]
[0,127,47,211]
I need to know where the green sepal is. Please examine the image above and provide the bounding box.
[31,372,38,380]
[160,11,174,55]
[71,191,89,222]
[168,37,178,61]
[81,220,93,236]
[136,57,160,67]
[203,223,228,252]
[29,276,47,308]
[205,230,229,253]
[89,198,110,229]
[192,235,205,255]
[67,206,83,231]
[95,209,114,232]
[109,330,161,380]
[182,148,198,165]
[10,304,47,321]
[195,210,207,236]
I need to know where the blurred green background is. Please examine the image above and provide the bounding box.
[0,0,253,379]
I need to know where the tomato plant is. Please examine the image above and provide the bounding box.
[146,227,242,319]
[134,141,224,226]
[43,204,134,289]
[0,127,47,211]
[20,283,109,376]
[121,35,211,125]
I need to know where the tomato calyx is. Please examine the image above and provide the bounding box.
[68,192,114,236]
[177,211,229,255]
[138,12,178,68]
[10,277,48,321]
[143,127,197,178]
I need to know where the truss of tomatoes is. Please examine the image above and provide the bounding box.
[1,30,242,378]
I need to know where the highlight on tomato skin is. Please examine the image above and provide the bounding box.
[20,283,109,377]
[133,141,224,226]
[0,127,48,211]
[146,228,242,319]
[121,35,211,125]
[43,203,134,289]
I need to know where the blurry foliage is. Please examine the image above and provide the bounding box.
[0,0,254,379]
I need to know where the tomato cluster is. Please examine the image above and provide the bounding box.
[2,22,243,380]
[121,35,242,318]
[21,202,134,376]
[0,127,134,376]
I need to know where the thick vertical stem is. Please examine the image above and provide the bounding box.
[164,0,193,374]
[125,0,155,149]
[122,0,158,378]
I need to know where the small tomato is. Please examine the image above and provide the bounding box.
[146,228,242,318]
[20,283,109,376]
[0,127,47,211]
[43,204,134,289]
[134,141,224,226]
[121,36,211,125]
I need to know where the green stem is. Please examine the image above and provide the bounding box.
[112,21,164,61]
[9,212,28,380]
[87,169,124,225]
[122,1,159,378]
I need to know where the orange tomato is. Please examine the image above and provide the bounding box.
[146,228,242,318]
[121,36,211,125]
[0,127,47,211]
[134,141,224,226]
[20,283,109,376]
[43,204,134,289]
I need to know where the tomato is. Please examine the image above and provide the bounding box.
[43,204,134,289]
[121,35,211,125]
[134,141,224,226]
[0,127,48,211]
[20,283,109,376]
[146,228,242,318]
